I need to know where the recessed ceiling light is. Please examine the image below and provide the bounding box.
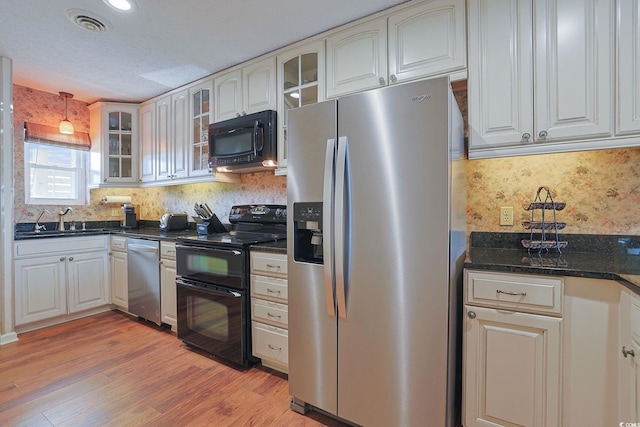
[103,0,136,11]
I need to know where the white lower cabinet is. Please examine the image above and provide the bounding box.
[619,288,640,423]
[67,252,109,313]
[160,241,177,330]
[252,321,288,368]
[464,270,638,427]
[14,255,67,325]
[463,270,563,427]
[110,236,128,309]
[250,250,288,373]
[14,236,110,328]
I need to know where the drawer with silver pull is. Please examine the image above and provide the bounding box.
[465,270,563,316]
[250,274,288,303]
[160,241,176,260]
[252,321,288,367]
[110,235,127,251]
[252,299,288,327]
[250,251,287,278]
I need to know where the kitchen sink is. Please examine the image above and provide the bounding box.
[15,229,110,239]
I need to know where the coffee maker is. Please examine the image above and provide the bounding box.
[121,204,137,228]
[293,202,324,264]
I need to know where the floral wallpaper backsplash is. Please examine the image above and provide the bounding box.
[91,174,286,224]
[467,147,640,235]
[12,83,640,237]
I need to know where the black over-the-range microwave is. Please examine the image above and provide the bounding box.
[208,110,277,173]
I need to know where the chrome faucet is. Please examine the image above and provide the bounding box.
[34,209,49,232]
[58,207,73,231]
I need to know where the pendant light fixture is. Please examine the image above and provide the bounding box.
[59,92,74,135]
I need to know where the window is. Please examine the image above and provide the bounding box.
[24,142,88,205]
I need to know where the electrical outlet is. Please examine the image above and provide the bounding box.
[500,206,514,226]
[111,208,120,217]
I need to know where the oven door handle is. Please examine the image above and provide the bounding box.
[175,244,242,257]
[176,278,242,298]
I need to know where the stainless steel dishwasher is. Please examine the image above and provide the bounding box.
[127,237,160,325]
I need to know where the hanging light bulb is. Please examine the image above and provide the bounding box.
[59,92,74,135]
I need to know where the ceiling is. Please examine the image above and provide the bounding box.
[0,0,408,105]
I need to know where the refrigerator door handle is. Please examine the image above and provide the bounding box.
[323,138,336,317]
[335,136,348,319]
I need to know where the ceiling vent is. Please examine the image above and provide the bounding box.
[67,9,112,33]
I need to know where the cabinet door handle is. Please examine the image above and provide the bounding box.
[266,288,281,294]
[268,344,282,351]
[389,74,397,83]
[623,346,636,358]
[497,289,527,296]
[267,312,282,318]
[60,257,66,262]
[538,130,548,139]
[522,133,531,142]
[68,257,74,261]
[266,264,281,271]
[378,77,386,85]
[467,311,476,319]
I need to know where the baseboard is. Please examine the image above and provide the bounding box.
[0,331,18,345]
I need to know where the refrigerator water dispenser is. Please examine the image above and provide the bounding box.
[293,202,323,264]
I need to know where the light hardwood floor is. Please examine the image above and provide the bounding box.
[0,310,348,426]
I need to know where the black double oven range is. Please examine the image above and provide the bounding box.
[175,204,286,368]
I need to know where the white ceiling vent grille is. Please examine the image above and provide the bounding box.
[67,9,112,33]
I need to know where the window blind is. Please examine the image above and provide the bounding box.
[24,122,91,151]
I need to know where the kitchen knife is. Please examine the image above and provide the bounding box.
[199,204,209,219]
[194,204,205,219]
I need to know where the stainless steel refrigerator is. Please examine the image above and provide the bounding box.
[287,77,466,427]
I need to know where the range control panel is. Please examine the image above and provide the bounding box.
[228,204,287,224]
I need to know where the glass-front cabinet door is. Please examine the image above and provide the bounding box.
[108,111,133,179]
[276,40,325,174]
[89,102,139,188]
[189,79,214,177]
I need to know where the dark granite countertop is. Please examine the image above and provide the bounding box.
[14,220,198,242]
[250,239,287,254]
[465,232,640,294]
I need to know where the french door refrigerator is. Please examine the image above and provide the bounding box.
[287,77,466,427]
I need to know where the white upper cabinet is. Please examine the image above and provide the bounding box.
[468,0,618,158]
[215,69,242,122]
[467,0,534,149]
[89,102,139,188]
[188,79,213,177]
[139,102,156,184]
[326,17,388,98]
[215,56,276,123]
[154,91,190,182]
[276,39,325,173]
[326,0,466,98]
[170,88,189,180]
[243,57,277,114]
[387,0,466,83]
[155,94,171,181]
[617,0,640,135]
[534,0,612,142]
